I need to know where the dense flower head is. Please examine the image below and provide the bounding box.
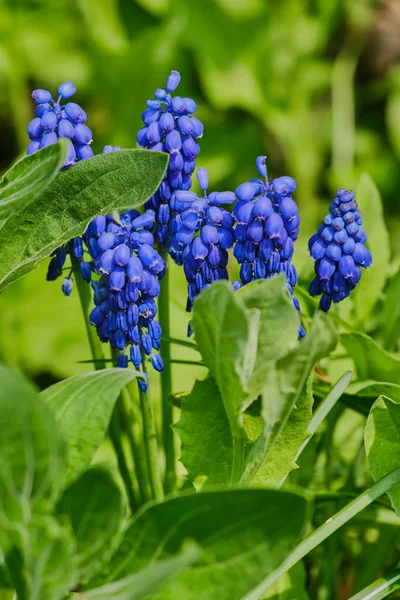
[233,156,305,337]
[308,188,372,311]
[136,70,204,252]
[31,82,95,293]
[85,210,165,389]
[170,168,235,328]
[27,81,94,167]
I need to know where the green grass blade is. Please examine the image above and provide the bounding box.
[348,569,400,600]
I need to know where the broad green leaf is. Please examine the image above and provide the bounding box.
[177,314,337,489]
[348,568,400,600]
[4,516,77,600]
[341,333,400,384]
[192,281,260,436]
[237,276,300,401]
[342,380,400,416]
[0,140,69,220]
[82,544,200,600]
[243,312,337,485]
[93,488,309,599]
[365,395,400,514]
[353,173,390,324]
[0,364,66,524]
[40,369,143,484]
[175,376,314,490]
[380,266,400,351]
[262,562,310,600]
[174,377,233,489]
[57,467,126,582]
[174,377,232,489]
[0,149,168,293]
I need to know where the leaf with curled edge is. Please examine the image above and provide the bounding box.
[0,148,168,292]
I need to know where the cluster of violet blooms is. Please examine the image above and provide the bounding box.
[27,71,372,389]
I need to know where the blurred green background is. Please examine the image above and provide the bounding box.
[0,0,400,386]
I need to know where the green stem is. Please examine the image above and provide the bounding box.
[131,363,163,499]
[70,249,103,366]
[159,252,176,493]
[70,248,137,512]
[109,347,152,507]
[161,335,198,350]
[121,387,152,504]
[109,405,138,513]
[166,358,204,366]
[242,467,400,600]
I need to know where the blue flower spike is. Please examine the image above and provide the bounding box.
[28,82,94,167]
[308,188,372,311]
[86,209,165,387]
[136,70,204,255]
[28,82,99,292]
[169,168,235,332]
[233,156,305,338]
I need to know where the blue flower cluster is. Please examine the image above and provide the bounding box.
[136,71,204,252]
[27,81,94,165]
[28,82,97,293]
[308,188,372,311]
[233,156,305,337]
[170,169,236,324]
[31,71,373,384]
[85,211,165,389]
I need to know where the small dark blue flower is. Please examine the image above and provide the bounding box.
[308,188,372,311]
[61,277,73,297]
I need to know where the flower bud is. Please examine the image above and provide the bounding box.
[58,81,76,99]
[166,70,181,93]
[32,89,53,104]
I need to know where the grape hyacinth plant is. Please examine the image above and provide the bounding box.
[233,156,305,337]
[136,70,204,255]
[308,188,372,311]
